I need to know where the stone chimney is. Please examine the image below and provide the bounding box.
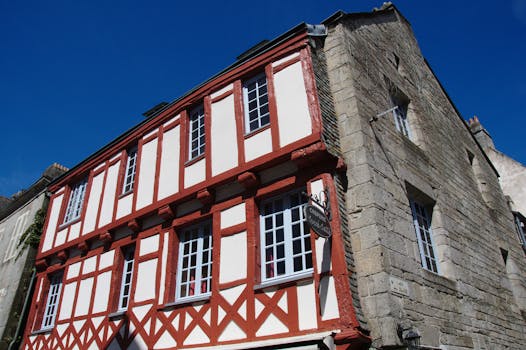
[468,116,495,150]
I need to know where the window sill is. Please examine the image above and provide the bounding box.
[108,310,127,319]
[254,270,313,290]
[31,327,53,335]
[244,123,271,139]
[118,190,133,199]
[421,268,456,291]
[185,154,205,167]
[58,217,81,231]
[159,294,211,310]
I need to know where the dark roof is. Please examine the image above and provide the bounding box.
[0,164,68,221]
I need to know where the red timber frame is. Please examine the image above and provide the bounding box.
[24,27,370,350]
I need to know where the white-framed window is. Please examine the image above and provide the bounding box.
[41,271,63,329]
[63,178,88,224]
[3,211,29,262]
[410,199,439,273]
[176,221,213,301]
[260,189,312,283]
[123,147,138,194]
[188,105,205,159]
[243,73,270,133]
[118,246,135,311]
[513,212,526,248]
[391,96,411,138]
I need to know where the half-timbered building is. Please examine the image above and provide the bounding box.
[22,4,526,350]
[21,19,369,350]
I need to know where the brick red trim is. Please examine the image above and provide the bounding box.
[220,223,246,237]
[210,89,233,103]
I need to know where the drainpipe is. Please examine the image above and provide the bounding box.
[8,269,36,350]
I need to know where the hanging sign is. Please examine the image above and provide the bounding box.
[305,204,332,238]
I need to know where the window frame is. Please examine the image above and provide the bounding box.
[513,212,526,249]
[391,96,411,139]
[188,104,206,160]
[258,188,313,285]
[117,245,135,311]
[41,271,63,330]
[122,146,138,194]
[63,178,88,224]
[175,220,213,302]
[243,72,270,134]
[410,199,439,274]
[3,211,29,262]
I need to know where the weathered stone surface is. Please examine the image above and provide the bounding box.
[320,4,526,350]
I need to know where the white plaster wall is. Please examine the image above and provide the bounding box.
[210,84,233,99]
[98,162,120,227]
[274,61,312,147]
[92,271,112,313]
[82,173,104,235]
[134,259,157,302]
[140,234,159,256]
[320,276,339,320]
[220,203,246,229]
[211,94,238,176]
[219,231,247,284]
[83,256,97,274]
[58,282,77,320]
[67,262,81,279]
[163,114,180,127]
[184,158,206,189]
[296,281,318,330]
[68,221,80,241]
[41,194,63,252]
[315,237,331,273]
[74,277,94,316]
[99,250,115,269]
[54,228,68,247]
[158,126,180,200]
[116,194,133,219]
[136,139,158,210]
[244,128,272,162]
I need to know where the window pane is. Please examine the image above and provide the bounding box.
[259,188,312,282]
[176,221,213,300]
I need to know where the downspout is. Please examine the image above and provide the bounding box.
[8,269,36,350]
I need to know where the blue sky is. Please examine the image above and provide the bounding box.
[1,0,525,196]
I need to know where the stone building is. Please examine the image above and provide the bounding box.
[319,4,526,349]
[0,163,66,350]
[21,3,526,350]
[469,116,526,252]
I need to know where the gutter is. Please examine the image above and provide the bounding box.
[8,269,36,350]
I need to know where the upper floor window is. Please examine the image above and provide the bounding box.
[64,178,88,224]
[3,211,29,262]
[176,221,213,301]
[513,212,526,249]
[243,73,270,133]
[410,199,439,273]
[118,246,135,311]
[41,271,63,329]
[259,189,312,283]
[188,105,205,159]
[391,95,411,138]
[123,147,138,194]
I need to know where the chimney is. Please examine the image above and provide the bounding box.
[468,116,495,150]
